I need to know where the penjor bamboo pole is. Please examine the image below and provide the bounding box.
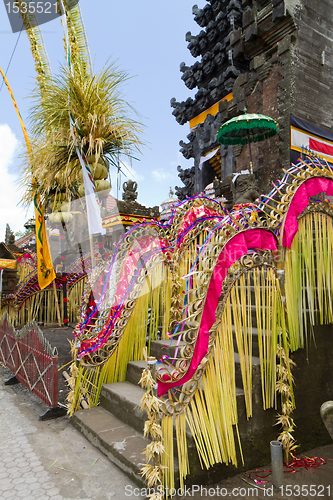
[53,280,62,326]
[60,223,68,326]
[89,234,96,269]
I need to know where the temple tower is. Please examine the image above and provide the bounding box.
[173,0,333,199]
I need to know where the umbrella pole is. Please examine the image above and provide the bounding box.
[247,130,253,174]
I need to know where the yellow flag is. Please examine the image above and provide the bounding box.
[34,194,56,289]
[0,66,56,290]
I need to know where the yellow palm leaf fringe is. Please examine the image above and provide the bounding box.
[0,305,16,325]
[161,265,172,340]
[17,290,62,325]
[13,277,86,326]
[161,304,243,491]
[69,263,170,414]
[231,275,253,418]
[68,278,87,323]
[69,290,149,414]
[175,412,189,491]
[159,261,293,491]
[252,266,288,410]
[284,212,333,352]
[16,261,36,284]
[162,415,175,497]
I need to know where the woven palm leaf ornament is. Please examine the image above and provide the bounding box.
[258,157,333,351]
[0,250,91,326]
[152,159,333,489]
[68,224,172,412]
[15,0,52,89]
[155,221,292,490]
[68,194,292,490]
[20,0,143,215]
[69,196,232,411]
[59,0,93,77]
[138,160,333,490]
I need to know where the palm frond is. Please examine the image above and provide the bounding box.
[20,63,144,207]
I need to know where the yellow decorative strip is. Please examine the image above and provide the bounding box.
[0,259,16,270]
[189,93,233,129]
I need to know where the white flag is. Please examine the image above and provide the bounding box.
[198,148,219,170]
[77,149,106,235]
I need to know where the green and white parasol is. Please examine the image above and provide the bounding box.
[217,112,278,173]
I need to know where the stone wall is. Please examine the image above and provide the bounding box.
[289,0,333,130]
[186,323,333,486]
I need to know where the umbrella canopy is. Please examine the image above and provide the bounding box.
[217,113,278,146]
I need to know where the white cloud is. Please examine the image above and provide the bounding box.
[0,124,31,241]
[121,161,144,182]
[152,169,176,182]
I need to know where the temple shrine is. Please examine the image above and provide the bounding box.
[173,0,333,199]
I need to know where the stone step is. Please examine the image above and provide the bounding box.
[149,338,186,362]
[126,360,147,386]
[71,405,148,487]
[73,361,266,488]
[103,364,252,436]
[100,381,147,434]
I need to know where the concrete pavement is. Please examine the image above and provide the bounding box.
[0,365,137,500]
[1,363,333,500]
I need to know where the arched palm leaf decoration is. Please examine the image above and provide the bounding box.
[259,157,333,351]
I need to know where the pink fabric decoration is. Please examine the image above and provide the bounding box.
[78,235,168,356]
[157,229,277,396]
[281,177,333,249]
[17,253,34,263]
[177,205,223,244]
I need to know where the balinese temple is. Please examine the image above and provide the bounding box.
[159,189,179,221]
[0,242,18,294]
[173,0,333,199]
[102,181,159,245]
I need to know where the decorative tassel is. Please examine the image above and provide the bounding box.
[284,212,333,352]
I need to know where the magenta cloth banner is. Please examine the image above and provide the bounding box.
[78,234,168,356]
[177,205,223,244]
[157,228,277,396]
[281,177,333,249]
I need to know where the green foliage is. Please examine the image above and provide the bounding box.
[14,228,34,239]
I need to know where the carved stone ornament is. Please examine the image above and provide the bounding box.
[122,180,138,202]
[232,172,260,205]
[5,224,15,245]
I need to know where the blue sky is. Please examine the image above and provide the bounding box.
[0,0,200,238]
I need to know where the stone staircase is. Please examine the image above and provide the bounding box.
[72,342,178,487]
[73,267,325,486]
[71,323,277,487]
[72,357,153,486]
[72,269,285,485]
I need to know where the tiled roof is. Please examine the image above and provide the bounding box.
[15,231,36,249]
